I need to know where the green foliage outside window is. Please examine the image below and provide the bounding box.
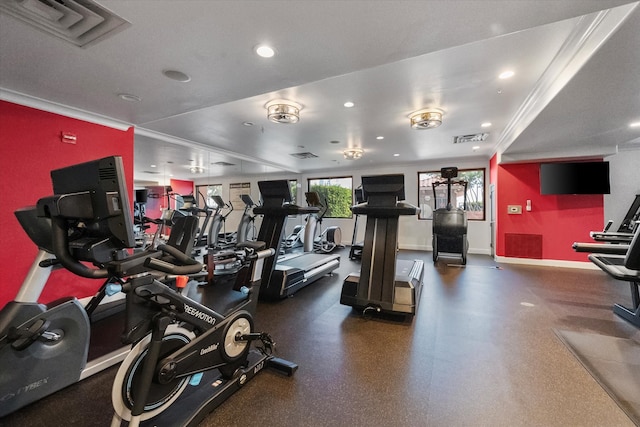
[289,180,298,205]
[308,177,352,218]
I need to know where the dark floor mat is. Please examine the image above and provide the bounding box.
[555,329,640,425]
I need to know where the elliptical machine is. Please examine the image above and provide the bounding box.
[304,192,342,253]
[431,167,469,264]
[236,194,257,244]
[207,195,234,249]
[179,193,215,249]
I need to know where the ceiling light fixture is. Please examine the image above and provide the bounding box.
[343,148,364,160]
[190,166,205,174]
[344,101,355,108]
[499,70,515,79]
[481,122,492,128]
[255,45,275,58]
[376,136,384,140]
[409,108,443,129]
[630,121,640,128]
[265,100,302,124]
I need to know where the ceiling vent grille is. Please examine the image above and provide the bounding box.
[453,133,489,144]
[289,152,318,159]
[0,0,131,48]
[213,161,235,166]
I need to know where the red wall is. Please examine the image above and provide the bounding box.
[141,179,194,224]
[0,101,134,307]
[170,179,195,208]
[494,160,604,262]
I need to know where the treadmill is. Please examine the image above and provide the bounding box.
[254,180,340,300]
[349,187,366,260]
[341,174,424,316]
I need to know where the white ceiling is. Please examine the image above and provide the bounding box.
[1,0,639,183]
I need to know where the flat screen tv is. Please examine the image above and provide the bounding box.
[539,161,610,195]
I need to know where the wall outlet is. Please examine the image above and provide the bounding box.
[508,205,522,214]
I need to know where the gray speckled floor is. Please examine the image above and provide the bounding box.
[2,249,639,426]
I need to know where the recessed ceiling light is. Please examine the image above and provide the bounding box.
[162,69,191,82]
[376,136,384,140]
[150,164,156,168]
[472,146,480,151]
[255,45,275,58]
[630,121,640,128]
[118,93,141,102]
[344,101,355,108]
[393,153,400,157]
[481,122,492,128]
[499,70,514,79]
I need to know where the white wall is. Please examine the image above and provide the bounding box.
[604,147,640,229]
[195,157,492,255]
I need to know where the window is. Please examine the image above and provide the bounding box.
[307,176,353,218]
[418,168,485,220]
[288,179,298,205]
[195,184,223,208]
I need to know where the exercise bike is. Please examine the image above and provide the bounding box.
[0,157,199,418]
[2,157,297,426]
[110,240,295,426]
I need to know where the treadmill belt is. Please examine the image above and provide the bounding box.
[279,253,338,270]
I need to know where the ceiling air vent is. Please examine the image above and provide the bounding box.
[290,152,318,159]
[453,133,489,144]
[213,161,235,166]
[0,0,131,48]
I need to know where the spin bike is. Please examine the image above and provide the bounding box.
[110,240,296,426]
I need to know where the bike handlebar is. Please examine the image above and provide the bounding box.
[144,257,204,275]
[143,244,203,275]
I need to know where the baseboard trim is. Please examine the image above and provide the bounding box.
[493,256,599,270]
[398,244,491,256]
[358,244,598,269]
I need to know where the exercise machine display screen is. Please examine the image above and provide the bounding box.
[361,174,405,201]
[49,156,135,249]
[258,180,293,206]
